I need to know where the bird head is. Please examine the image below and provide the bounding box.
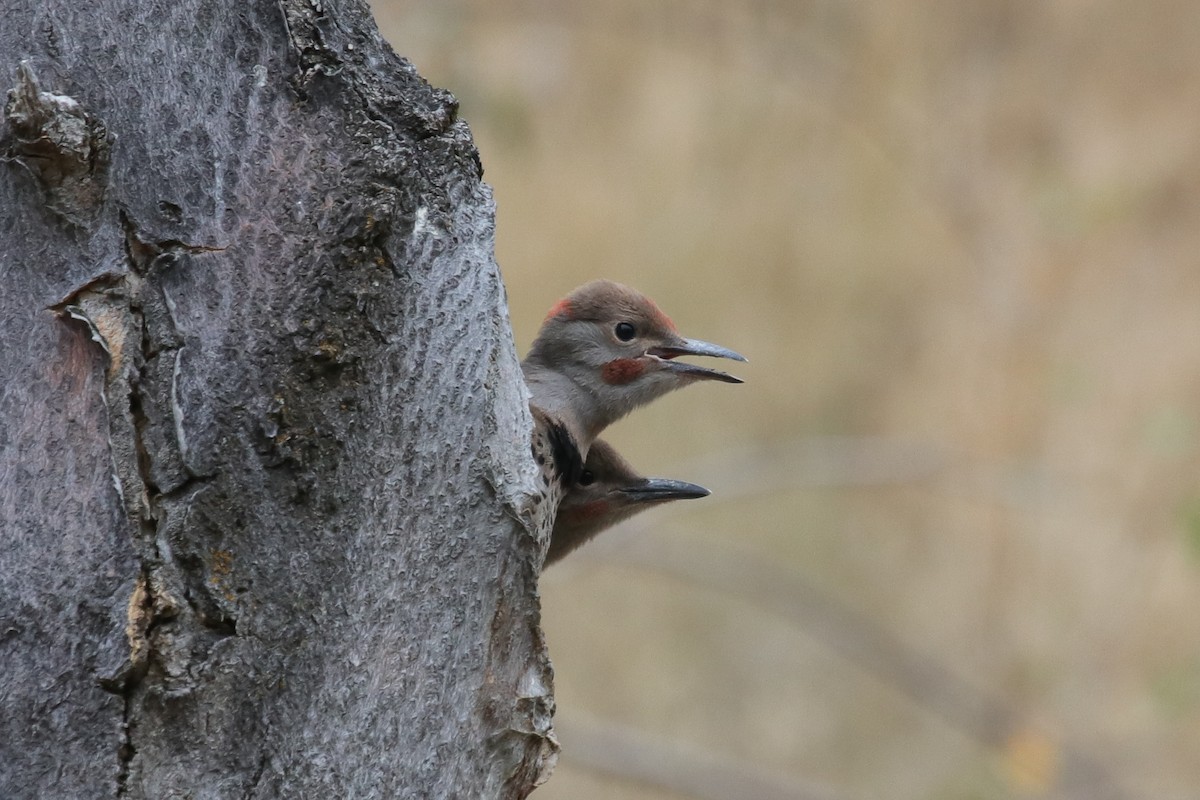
[545,439,710,565]
[523,280,746,441]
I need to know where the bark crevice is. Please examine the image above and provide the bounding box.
[53,212,237,790]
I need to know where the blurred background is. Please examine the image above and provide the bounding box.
[372,3,1200,798]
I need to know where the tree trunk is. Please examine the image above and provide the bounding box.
[0,1,555,797]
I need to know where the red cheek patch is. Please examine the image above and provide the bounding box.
[602,358,646,384]
[557,500,610,526]
[545,298,574,322]
[578,500,610,519]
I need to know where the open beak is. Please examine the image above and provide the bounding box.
[647,337,747,383]
[620,478,711,503]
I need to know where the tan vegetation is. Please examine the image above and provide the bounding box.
[375,2,1200,797]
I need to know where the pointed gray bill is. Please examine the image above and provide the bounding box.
[649,337,747,383]
[659,359,744,383]
[621,478,712,503]
[651,338,749,363]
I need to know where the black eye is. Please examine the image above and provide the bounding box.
[578,470,595,487]
[614,322,636,341]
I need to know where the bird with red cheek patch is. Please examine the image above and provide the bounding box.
[545,439,709,566]
[522,279,746,453]
[600,358,646,385]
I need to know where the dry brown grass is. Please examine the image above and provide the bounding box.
[373,2,1200,797]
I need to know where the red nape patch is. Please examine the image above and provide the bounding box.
[602,358,646,384]
[544,298,574,322]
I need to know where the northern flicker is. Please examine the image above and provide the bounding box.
[522,279,746,452]
[529,404,585,500]
[544,439,709,566]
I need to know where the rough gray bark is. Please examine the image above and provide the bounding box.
[0,1,555,797]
